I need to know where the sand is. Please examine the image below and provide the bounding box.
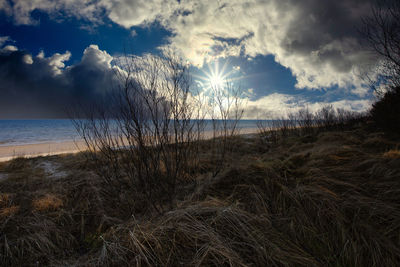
[0,140,87,162]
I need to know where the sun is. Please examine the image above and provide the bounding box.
[209,73,225,88]
[193,59,233,91]
[192,59,246,94]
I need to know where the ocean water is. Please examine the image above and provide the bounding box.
[0,120,80,146]
[0,119,264,147]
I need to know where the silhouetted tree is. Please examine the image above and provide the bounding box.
[370,86,400,132]
[362,0,400,132]
[72,52,205,213]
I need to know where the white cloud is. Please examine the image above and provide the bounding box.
[241,93,372,119]
[0,36,12,47]
[153,0,376,95]
[23,54,33,64]
[243,88,255,99]
[102,0,174,28]
[1,0,104,25]
[37,50,45,59]
[80,44,113,68]
[98,0,377,94]
[0,45,18,53]
[46,51,71,75]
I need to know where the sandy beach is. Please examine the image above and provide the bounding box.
[0,140,87,162]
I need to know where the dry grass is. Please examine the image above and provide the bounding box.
[33,194,63,212]
[1,124,400,266]
[383,149,400,159]
[93,199,318,266]
[0,205,19,217]
[0,193,12,206]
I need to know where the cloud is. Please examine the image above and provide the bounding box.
[158,0,377,94]
[241,93,372,119]
[1,1,380,118]
[0,36,12,47]
[0,0,104,25]
[0,1,12,16]
[65,44,121,98]
[44,51,72,75]
[0,41,372,119]
[0,45,18,53]
[102,0,175,28]
[0,0,379,95]
[0,44,120,118]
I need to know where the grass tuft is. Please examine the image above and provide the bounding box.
[33,194,63,212]
[383,149,400,159]
[0,205,19,217]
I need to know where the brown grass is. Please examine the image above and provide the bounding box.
[33,194,63,212]
[0,205,19,217]
[383,149,400,159]
[0,193,12,206]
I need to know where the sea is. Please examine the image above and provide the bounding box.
[0,120,80,146]
[0,119,264,147]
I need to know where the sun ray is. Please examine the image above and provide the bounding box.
[193,58,251,95]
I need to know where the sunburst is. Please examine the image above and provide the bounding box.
[193,59,241,91]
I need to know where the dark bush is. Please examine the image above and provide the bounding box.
[370,86,400,133]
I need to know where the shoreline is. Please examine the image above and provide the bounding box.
[0,128,259,162]
[0,140,87,162]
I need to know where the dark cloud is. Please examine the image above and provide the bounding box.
[0,45,118,118]
[281,0,372,70]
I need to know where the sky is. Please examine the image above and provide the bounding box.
[0,0,382,119]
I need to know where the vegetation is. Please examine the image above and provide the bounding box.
[71,52,243,214]
[1,120,399,266]
[370,85,400,132]
[362,0,400,133]
[257,105,364,142]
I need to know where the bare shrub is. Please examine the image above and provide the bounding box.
[72,52,245,213]
[257,113,298,145]
[336,108,354,127]
[315,105,336,129]
[257,120,278,145]
[274,116,294,137]
[73,52,205,213]
[296,107,315,135]
[257,105,364,143]
[208,82,244,176]
[362,0,400,89]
